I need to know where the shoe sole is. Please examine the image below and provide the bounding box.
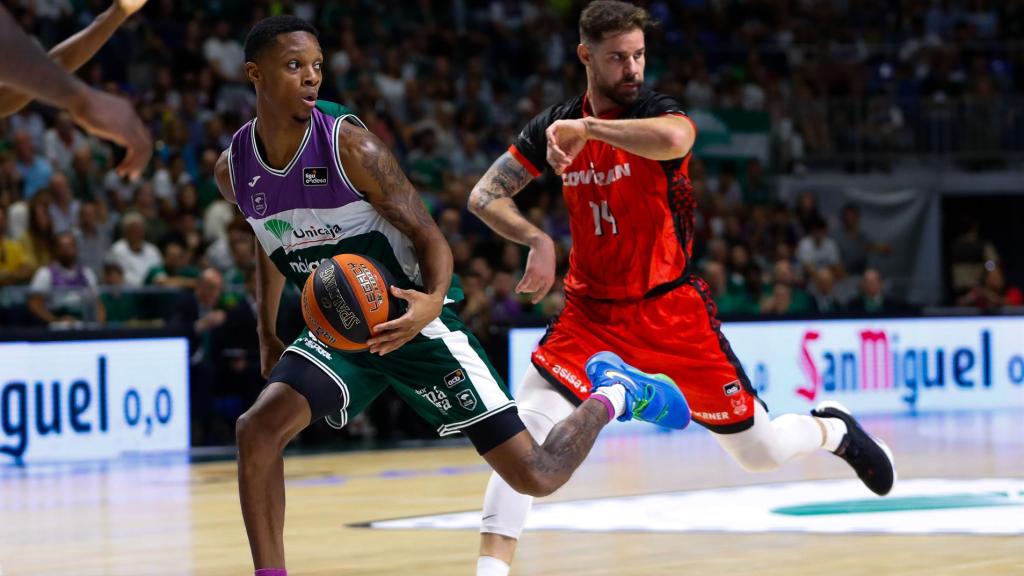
[815,400,898,489]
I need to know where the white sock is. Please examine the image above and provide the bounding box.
[817,416,849,453]
[592,383,627,418]
[477,556,510,576]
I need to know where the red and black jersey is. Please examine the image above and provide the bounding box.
[510,89,696,301]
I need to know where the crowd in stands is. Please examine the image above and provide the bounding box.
[1,0,1022,442]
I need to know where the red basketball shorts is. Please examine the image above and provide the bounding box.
[531,277,765,433]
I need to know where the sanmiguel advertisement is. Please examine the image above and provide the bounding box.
[0,338,189,464]
[510,316,1024,416]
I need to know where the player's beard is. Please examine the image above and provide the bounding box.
[595,72,643,108]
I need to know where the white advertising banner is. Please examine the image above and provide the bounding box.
[509,316,1024,415]
[0,338,190,464]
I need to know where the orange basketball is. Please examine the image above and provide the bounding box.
[301,254,402,351]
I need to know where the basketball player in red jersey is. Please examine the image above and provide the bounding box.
[468,3,896,574]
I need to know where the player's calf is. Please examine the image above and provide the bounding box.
[481,400,612,498]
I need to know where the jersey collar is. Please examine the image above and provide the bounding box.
[251,116,313,177]
[582,91,624,120]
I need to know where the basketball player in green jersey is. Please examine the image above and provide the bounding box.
[213,16,688,575]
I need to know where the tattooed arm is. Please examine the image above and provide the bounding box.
[468,152,554,303]
[338,122,451,355]
[467,151,537,242]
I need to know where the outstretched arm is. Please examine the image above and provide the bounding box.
[468,151,553,303]
[546,115,695,174]
[0,5,96,111]
[0,4,152,177]
[0,0,150,118]
[337,122,452,355]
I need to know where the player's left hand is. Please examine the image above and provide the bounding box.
[546,119,588,175]
[367,286,443,355]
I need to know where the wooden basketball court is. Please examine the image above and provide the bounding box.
[2,410,1022,575]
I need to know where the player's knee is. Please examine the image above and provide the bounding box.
[717,431,785,472]
[733,453,781,473]
[235,411,259,451]
[729,439,787,473]
[235,409,284,457]
[511,468,559,498]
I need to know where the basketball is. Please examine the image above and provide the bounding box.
[301,254,402,351]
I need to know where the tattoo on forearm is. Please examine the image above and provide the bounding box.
[529,400,607,477]
[471,152,533,212]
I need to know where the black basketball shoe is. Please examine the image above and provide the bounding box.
[812,401,896,496]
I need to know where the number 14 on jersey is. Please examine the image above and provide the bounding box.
[589,200,619,236]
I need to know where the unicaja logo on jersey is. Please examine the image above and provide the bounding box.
[561,163,631,187]
[265,219,294,242]
[293,224,342,244]
[265,218,343,250]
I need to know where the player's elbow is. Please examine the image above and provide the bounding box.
[658,117,695,159]
[664,131,693,159]
[467,187,486,216]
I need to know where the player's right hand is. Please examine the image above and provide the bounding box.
[545,119,588,175]
[260,335,287,379]
[517,233,556,304]
[68,86,152,179]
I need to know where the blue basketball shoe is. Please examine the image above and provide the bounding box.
[585,352,691,429]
